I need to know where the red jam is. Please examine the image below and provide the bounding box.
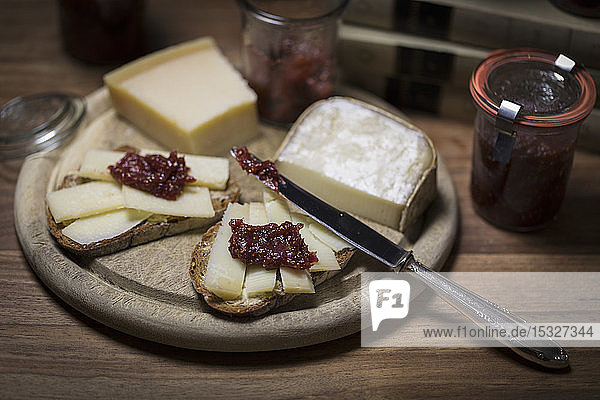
[108,151,195,200]
[232,146,282,191]
[228,219,318,270]
[244,39,334,124]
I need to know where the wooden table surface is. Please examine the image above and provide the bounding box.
[2,1,599,399]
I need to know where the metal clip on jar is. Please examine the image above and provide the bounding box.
[469,49,596,231]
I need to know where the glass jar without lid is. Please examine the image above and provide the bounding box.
[469,49,596,231]
[238,0,348,125]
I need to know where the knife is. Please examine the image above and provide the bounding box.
[232,147,569,369]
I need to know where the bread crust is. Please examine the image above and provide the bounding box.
[189,222,355,317]
[47,175,240,258]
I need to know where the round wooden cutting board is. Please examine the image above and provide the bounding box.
[14,87,458,352]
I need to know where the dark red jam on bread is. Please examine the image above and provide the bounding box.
[228,219,318,270]
[109,151,195,200]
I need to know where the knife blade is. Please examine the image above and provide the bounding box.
[231,147,569,369]
[276,173,413,270]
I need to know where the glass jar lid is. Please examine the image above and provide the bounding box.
[0,93,85,160]
[470,49,596,127]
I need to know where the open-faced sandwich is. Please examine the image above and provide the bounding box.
[189,189,356,317]
[46,147,240,257]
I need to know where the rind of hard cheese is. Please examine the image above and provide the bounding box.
[104,37,258,156]
[274,97,437,231]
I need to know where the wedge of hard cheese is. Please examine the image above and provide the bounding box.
[104,37,258,156]
[274,97,437,231]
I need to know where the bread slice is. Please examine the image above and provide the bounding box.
[47,175,240,257]
[189,222,355,317]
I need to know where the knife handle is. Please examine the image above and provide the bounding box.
[404,258,569,369]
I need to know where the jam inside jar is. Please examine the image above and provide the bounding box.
[238,0,348,125]
[469,49,596,231]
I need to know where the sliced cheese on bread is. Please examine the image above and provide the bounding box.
[79,149,124,181]
[188,202,356,316]
[263,192,314,293]
[181,155,229,190]
[138,149,230,190]
[279,267,315,294]
[264,194,292,224]
[274,97,437,231]
[308,222,352,252]
[203,203,249,300]
[244,265,278,297]
[46,181,124,223]
[122,185,214,217]
[243,202,277,296]
[290,213,340,272]
[61,209,152,244]
[79,149,230,190]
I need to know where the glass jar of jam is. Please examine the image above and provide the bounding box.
[469,49,596,231]
[237,0,348,125]
[58,0,145,65]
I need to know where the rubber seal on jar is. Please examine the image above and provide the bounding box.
[493,100,521,163]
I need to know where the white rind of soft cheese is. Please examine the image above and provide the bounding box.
[104,37,258,156]
[122,185,214,217]
[61,209,152,244]
[276,97,434,229]
[204,203,249,300]
[47,181,124,223]
[79,149,229,189]
[243,202,277,296]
